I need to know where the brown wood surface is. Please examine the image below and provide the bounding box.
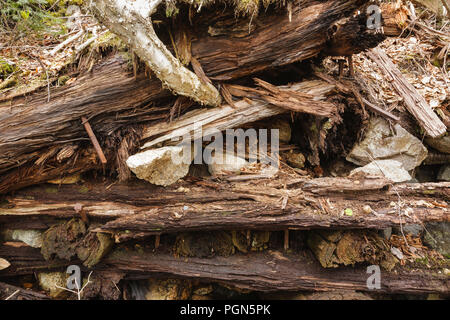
[0,242,448,294]
[0,0,402,195]
[0,281,51,300]
[1,178,448,233]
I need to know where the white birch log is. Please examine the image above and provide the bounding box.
[90,0,221,106]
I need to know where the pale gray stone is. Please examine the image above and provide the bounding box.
[126,146,192,186]
[349,160,412,183]
[437,165,450,181]
[2,229,43,248]
[347,118,428,170]
[208,152,249,176]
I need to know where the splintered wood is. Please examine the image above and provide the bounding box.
[140,80,336,149]
[367,48,447,138]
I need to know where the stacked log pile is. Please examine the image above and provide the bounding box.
[0,0,448,300]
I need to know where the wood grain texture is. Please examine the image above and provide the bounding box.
[0,56,167,176]
[0,281,51,300]
[0,242,447,294]
[1,178,448,233]
[190,0,367,79]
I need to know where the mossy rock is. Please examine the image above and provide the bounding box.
[0,59,15,78]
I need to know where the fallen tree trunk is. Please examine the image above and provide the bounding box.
[1,178,448,234]
[0,242,448,294]
[0,56,167,176]
[103,250,450,294]
[140,80,336,148]
[0,78,336,194]
[90,0,222,106]
[91,0,370,83]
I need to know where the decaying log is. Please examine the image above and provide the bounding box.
[0,147,101,195]
[367,48,447,138]
[1,178,448,234]
[187,0,387,80]
[379,2,410,36]
[0,56,166,177]
[140,80,336,149]
[0,0,405,194]
[104,250,449,294]
[0,281,51,300]
[0,242,448,294]
[0,76,336,194]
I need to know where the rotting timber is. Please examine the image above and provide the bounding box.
[0,0,409,194]
[0,0,449,300]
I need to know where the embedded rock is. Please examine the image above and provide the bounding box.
[126,146,192,186]
[2,229,43,248]
[437,165,450,181]
[349,160,412,183]
[347,118,428,170]
[208,152,249,176]
[425,135,450,154]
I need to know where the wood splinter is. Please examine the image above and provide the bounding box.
[338,56,354,79]
[154,234,160,249]
[284,229,289,251]
[81,116,107,164]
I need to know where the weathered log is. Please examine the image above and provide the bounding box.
[0,56,167,177]
[0,178,448,234]
[0,147,101,195]
[0,76,336,194]
[103,249,449,294]
[189,0,366,79]
[0,281,51,300]
[0,0,404,194]
[0,242,448,294]
[140,80,336,149]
